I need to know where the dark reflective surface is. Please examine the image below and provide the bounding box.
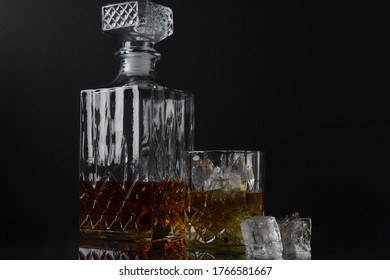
[78,238,186,260]
[0,0,389,261]
[78,238,310,260]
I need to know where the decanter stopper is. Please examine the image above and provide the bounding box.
[102,0,173,44]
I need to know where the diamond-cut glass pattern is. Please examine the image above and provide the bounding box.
[79,86,194,241]
[102,2,138,31]
[101,1,173,43]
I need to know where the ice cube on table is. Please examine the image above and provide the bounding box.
[279,212,312,256]
[240,216,283,259]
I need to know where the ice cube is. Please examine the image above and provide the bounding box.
[240,216,283,258]
[279,212,312,256]
[231,154,255,183]
[209,167,243,192]
[191,153,247,192]
[191,156,215,190]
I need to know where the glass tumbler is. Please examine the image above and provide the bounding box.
[184,150,265,251]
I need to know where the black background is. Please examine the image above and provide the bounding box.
[0,0,389,259]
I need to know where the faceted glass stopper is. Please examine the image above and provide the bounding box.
[102,0,173,43]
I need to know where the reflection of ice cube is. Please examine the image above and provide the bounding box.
[240,216,283,258]
[283,252,311,260]
[279,212,312,256]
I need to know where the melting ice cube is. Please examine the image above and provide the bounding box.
[240,216,283,259]
[279,212,312,257]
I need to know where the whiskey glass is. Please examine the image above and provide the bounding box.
[184,150,265,251]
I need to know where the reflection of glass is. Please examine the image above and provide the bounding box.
[78,239,310,260]
[184,151,265,251]
[79,0,194,242]
[185,247,248,260]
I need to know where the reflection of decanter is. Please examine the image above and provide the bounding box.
[78,239,186,260]
[79,0,194,242]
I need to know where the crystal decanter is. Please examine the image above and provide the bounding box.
[79,0,194,242]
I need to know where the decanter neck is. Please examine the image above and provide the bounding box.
[113,41,160,83]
